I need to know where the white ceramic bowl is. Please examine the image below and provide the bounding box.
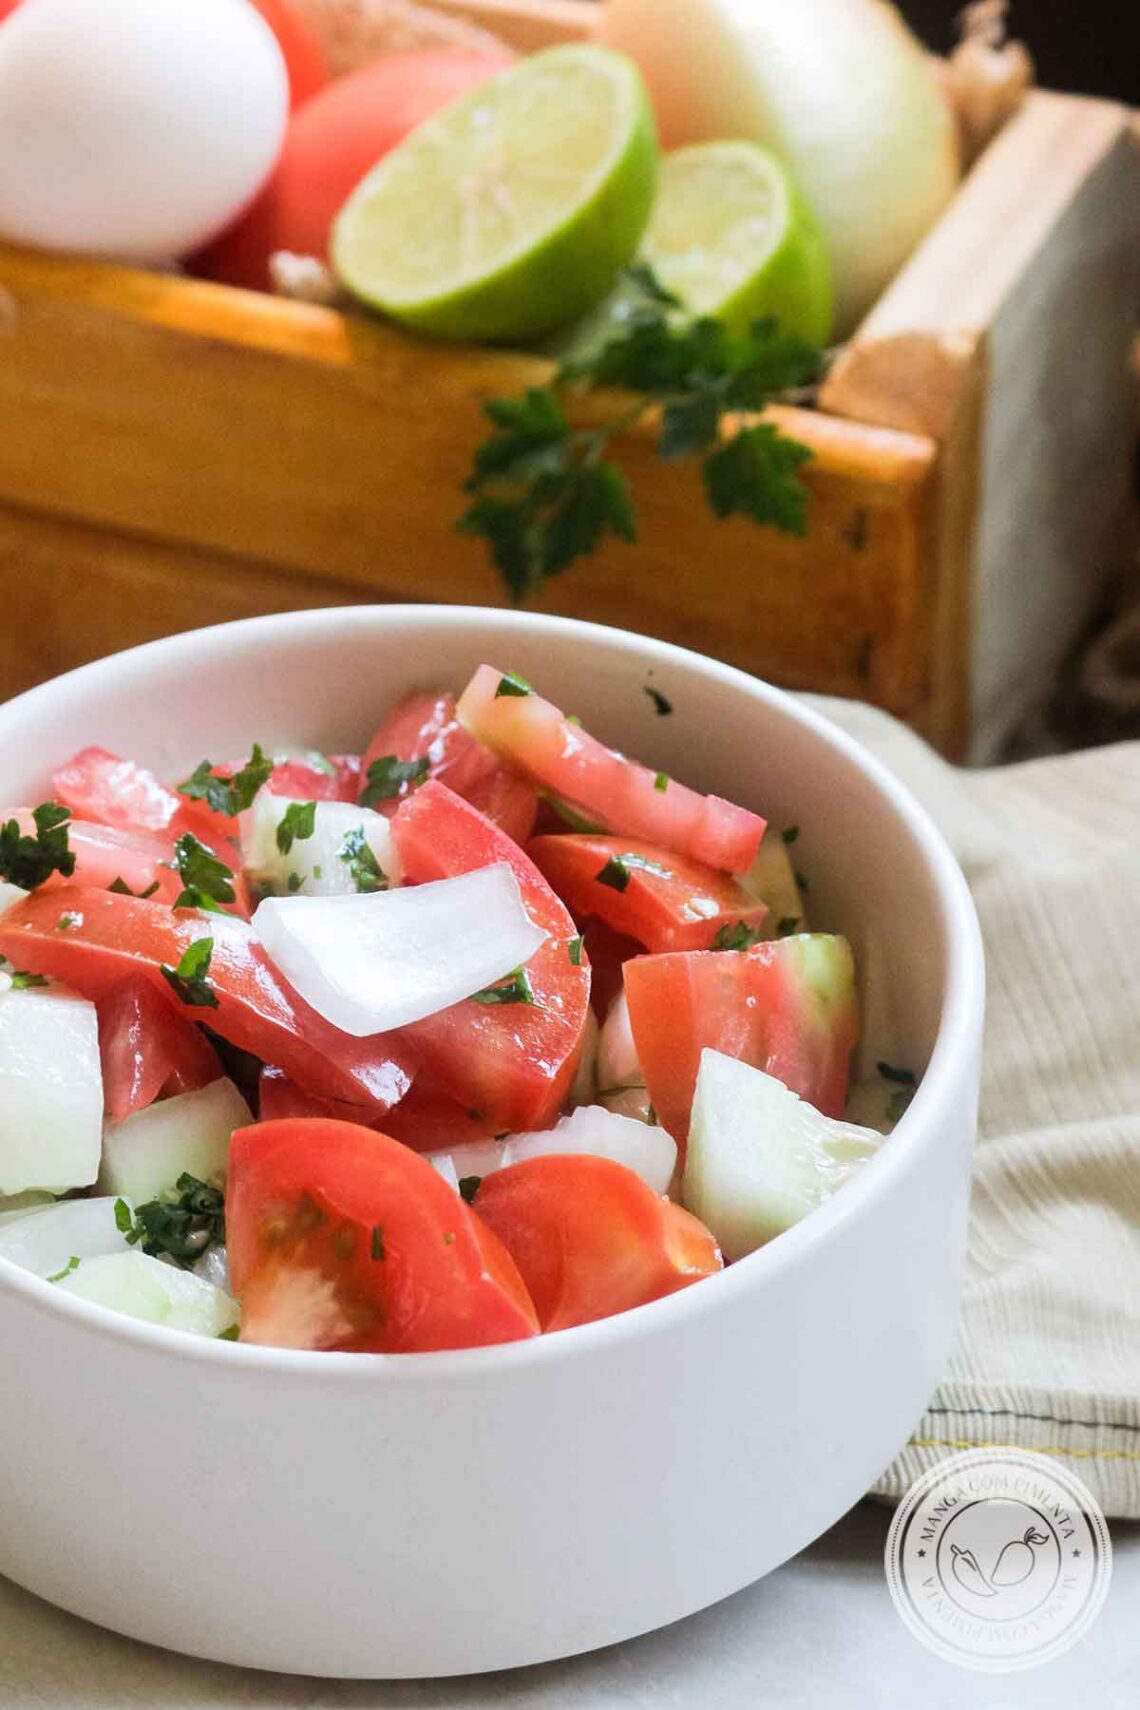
[0,608,983,1678]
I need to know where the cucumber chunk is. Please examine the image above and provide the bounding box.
[0,1195,133,1278]
[240,796,400,897]
[56,1250,239,1338]
[98,1077,251,1202]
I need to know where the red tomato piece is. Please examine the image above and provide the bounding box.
[249,0,327,108]
[227,1118,539,1352]
[581,917,642,1020]
[528,834,768,954]
[363,690,537,844]
[472,1155,721,1332]
[0,2,19,20]
[389,782,590,1132]
[258,1064,373,1125]
[0,887,415,1113]
[624,936,860,1145]
[457,665,766,874]
[380,1085,505,1154]
[98,976,221,1125]
[265,754,362,803]
[196,48,513,292]
[52,746,232,849]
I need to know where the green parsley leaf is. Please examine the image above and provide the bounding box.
[9,970,49,989]
[339,827,387,894]
[114,1198,134,1235]
[443,1231,455,1245]
[0,801,76,891]
[359,754,430,809]
[47,1255,81,1284]
[217,1324,240,1341]
[160,937,218,1008]
[458,1176,482,1204]
[877,1061,917,1087]
[472,966,536,1006]
[495,671,532,698]
[567,934,583,967]
[56,912,80,931]
[171,833,236,913]
[712,922,764,952]
[276,800,317,855]
[703,422,812,533]
[644,686,673,717]
[782,825,800,845]
[287,871,303,894]
[776,916,801,938]
[542,794,604,834]
[654,771,669,792]
[596,855,631,893]
[109,876,160,898]
[122,1173,226,1268]
[371,1226,386,1262]
[795,871,810,892]
[179,744,273,818]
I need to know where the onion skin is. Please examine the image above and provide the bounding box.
[602,0,961,332]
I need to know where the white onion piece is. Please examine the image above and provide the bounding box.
[0,987,103,1194]
[430,1154,461,1195]
[429,1105,677,1198]
[0,881,26,916]
[252,863,547,1037]
[194,1243,232,1294]
[98,1077,251,1203]
[603,0,960,329]
[0,1196,133,1279]
[597,991,643,1094]
[0,1191,55,1226]
[240,795,401,897]
[57,1250,239,1338]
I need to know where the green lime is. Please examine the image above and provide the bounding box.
[332,45,659,344]
[642,142,833,345]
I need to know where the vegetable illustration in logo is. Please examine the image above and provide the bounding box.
[950,1526,1050,1599]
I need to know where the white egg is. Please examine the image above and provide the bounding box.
[0,0,288,261]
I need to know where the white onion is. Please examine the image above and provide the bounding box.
[0,1196,133,1279]
[0,881,26,916]
[0,986,103,1195]
[428,1104,677,1197]
[603,0,960,329]
[252,864,547,1037]
[240,796,401,898]
[98,1078,251,1203]
[597,991,643,1095]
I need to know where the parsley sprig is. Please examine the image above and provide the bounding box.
[359,755,430,809]
[179,744,273,818]
[0,801,76,891]
[172,833,236,913]
[459,267,822,599]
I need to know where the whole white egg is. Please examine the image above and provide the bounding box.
[0,0,289,261]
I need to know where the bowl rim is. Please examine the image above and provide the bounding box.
[0,605,985,1381]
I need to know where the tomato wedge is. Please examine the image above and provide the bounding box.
[389,781,591,1132]
[258,1065,373,1125]
[363,690,537,843]
[623,935,859,1144]
[457,665,766,873]
[472,1155,721,1332]
[98,976,221,1125]
[0,887,415,1112]
[53,746,233,849]
[227,1118,539,1352]
[264,754,362,803]
[528,834,768,954]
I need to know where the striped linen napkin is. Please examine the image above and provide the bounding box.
[809,697,1140,1519]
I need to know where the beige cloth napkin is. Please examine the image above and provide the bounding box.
[808,699,1140,1520]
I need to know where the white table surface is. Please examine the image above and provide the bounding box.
[2,1501,1135,1708]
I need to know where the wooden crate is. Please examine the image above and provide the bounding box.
[1,0,1137,759]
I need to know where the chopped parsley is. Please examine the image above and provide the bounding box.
[567,934,583,967]
[8,970,49,989]
[172,833,236,913]
[370,1226,386,1262]
[654,771,670,792]
[109,876,160,899]
[644,686,673,717]
[56,912,80,931]
[338,827,387,893]
[179,744,273,818]
[878,1061,917,1125]
[472,966,536,1006]
[782,825,800,845]
[0,801,76,891]
[543,794,604,834]
[596,851,671,893]
[776,917,801,938]
[495,672,532,698]
[160,937,218,1008]
[458,1176,482,1204]
[47,1255,81,1284]
[275,799,317,855]
[443,1231,455,1245]
[217,1324,240,1341]
[122,1173,226,1268]
[877,1061,917,1086]
[359,754,430,808]
[795,870,809,893]
[712,921,763,952]
[287,871,303,893]
[312,865,323,880]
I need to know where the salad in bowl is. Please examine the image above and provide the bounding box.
[0,661,900,1354]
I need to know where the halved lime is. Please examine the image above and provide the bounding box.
[332,45,659,344]
[642,142,833,345]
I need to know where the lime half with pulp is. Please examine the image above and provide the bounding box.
[642,142,833,345]
[332,45,659,343]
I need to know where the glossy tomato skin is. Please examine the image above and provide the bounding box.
[457,664,766,874]
[390,782,591,1132]
[98,976,221,1125]
[624,936,860,1144]
[363,690,537,844]
[227,1118,539,1352]
[472,1155,721,1332]
[196,48,513,291]
[264,754,361,803]
[53,746,233,849]
[528,834,768,953]
[250,0,327,108]
[0,887,415,1113]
